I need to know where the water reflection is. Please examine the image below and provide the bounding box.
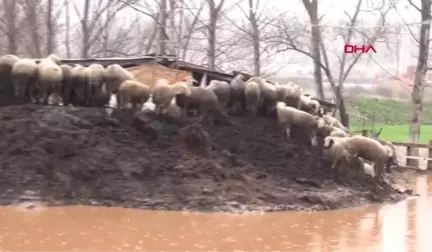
[0,175,431,251]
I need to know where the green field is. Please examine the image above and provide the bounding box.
[349,124,432,144]
[346,97,432,144]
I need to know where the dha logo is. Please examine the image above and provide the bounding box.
[344,44,377,54]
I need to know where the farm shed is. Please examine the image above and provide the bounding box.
[162,61,235,86]
[126,63,192,88]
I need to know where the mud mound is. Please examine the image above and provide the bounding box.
[0,104,409,212]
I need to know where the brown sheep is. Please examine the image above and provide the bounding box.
[71,65,89,106]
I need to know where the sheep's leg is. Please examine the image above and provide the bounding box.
[311,136,318,146]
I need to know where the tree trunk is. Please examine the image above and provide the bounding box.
[157,0,168,56]
[249,0,260,76]
[81,0,90,58]
[65,0,71,57]
[46,0,54,54]
[409,0,431,167]
[302,0,325,99]
[207,0,217,70]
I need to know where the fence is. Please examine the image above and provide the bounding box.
[392,140,432,171]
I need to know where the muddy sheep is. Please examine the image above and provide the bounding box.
[244,81,261,115]
[152,78,192,116]
[228,74,246,114]
[60,64,74,106]
[104,64,135,96]
[323,135,392,184]
[206,80,231,109]
[276,101,318,146]
[0,54,20,97]
[36,57,64,105]
[247,76,278,116]
[11,59,38,103]
[117,80,152,111]
[86,63,106,106]
[176,86,229,125]
[299,95,322,116]
[70,65,90,106]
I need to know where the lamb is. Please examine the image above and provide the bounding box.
[228,74,246,114]
[11,59,39,103]
[323,135,392,183]
[244,81,261,115]
[317,124,348,138]
[322,136,353,179]
[152,78,192,116]
[299,95,322,115]
[70,65,89,106]
[60,64,74,106]
[276,101,318,146]
[176,86,229,124]
[86,63,106,106]
[117,80,152,111]
[36,57,63,105]
[206,80,231,109]
[104,64,135,96]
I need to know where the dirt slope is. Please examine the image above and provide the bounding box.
[0,104,411,212]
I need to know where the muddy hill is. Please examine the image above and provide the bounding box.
[0,104,409,212]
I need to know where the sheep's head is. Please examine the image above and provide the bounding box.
[236,74,245,81]
[323,136,335,149]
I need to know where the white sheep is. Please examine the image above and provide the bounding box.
[276,101,318,146]
[248,76,278,116]
[104,64,135,95]
[117,80,152,111]
[86,63,106,106]
[299,95,321,115]
[321,114,349,132]
[244,81,261,115]
[229,74,246,114]
[281,83,302,109]
[71,65,89,105]
[323,135,392,182]
[60,64,73,106]
[11,59,38,103]
[152,78,192,116]
[0,54,21,98]
[206,80,231,109]
[37,57,63,105]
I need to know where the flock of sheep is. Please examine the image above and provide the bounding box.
[0,53,400,186]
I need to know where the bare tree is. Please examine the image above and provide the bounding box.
[71,0,137,58]
[0,0,19,54]
[301,0,325,99]
[206,0,225,70]
[65,0,71,57]
[46,0,54,54]
[407,0,431,165]
[20,0,43,57]
[269,0,394,127]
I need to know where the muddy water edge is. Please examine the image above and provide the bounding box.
[0,174,429,251]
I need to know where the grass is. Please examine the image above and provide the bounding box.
[345,97,432,144]
[349,124,432,144]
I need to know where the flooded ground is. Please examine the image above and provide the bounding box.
[0,174,430,251]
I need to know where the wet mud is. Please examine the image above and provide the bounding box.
[0,104,411,212]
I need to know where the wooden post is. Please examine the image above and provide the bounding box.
[428,140,432,170]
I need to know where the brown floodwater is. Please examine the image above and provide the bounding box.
[0,175,431,252]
